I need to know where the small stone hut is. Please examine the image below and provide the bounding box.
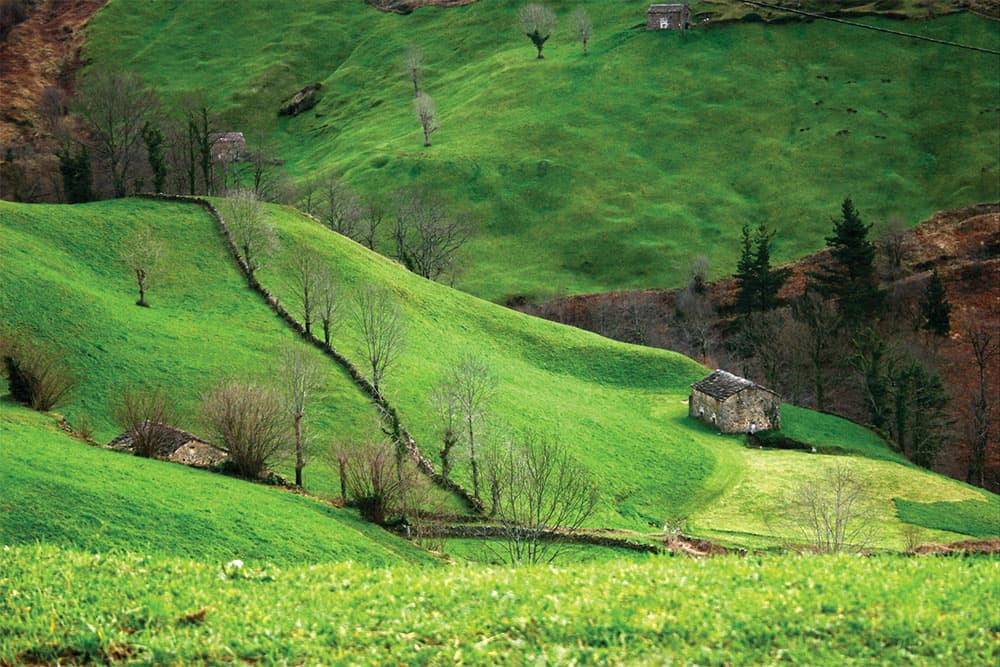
[210,132,246,164]
[646,3,691,31]
[108,424,228,467]
[689,369,781,433]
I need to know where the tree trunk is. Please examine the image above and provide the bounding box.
[136,268,148,307]
[294,413,304,487]
[338,456,348,505]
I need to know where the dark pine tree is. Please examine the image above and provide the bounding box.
[809,198,884,327]
[58,146,94,204]
[734,224,791,315]
[919,269,951,337]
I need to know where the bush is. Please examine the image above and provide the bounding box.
[200,379,287,479]
[344,439,413,525]
[113,387,179,458]
[1,335,75,411]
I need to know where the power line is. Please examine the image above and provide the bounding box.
[740,0,1000,55]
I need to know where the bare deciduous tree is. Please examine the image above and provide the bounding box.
[518,3,558,59]
[290,248,323,335]
[323,176,363,240]
[393,188,474,282]
[448,353,498,501]
[414,92,438,147]
[277,344,326,487]
[200,379,287,479]
[966,326,997,488]
[403,43,424,97]
[790,290,840,411]
[359,197,386,251]
[484,431,600,564]
[429,380,463,482]
[316,271,340,348]
[223,187,277,282]
[570,7,592,55]
[877,215,908,281]
[120,224,165,308]
[113,387,178,458]
[782,463,877,553]
[352,285,405,396]
[75,67,160,198]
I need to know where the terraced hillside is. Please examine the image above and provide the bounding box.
[82,1,1000,301]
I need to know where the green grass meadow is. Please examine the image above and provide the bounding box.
[0,399,434,567]
[2,544,997,665]
[84,1,1000,300]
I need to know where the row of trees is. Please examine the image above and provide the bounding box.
[295,179,475,284]
[3,66,288,204]
[517,3,593,59]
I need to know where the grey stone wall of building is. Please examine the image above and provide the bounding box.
[690,387,780,433]
[646,4,691,30]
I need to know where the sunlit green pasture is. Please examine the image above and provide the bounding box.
[85,1,1000,301]
[2,544,996,665]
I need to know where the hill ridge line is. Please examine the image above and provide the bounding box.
[136,193,483,514]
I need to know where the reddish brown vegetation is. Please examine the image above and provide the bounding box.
[0,0,105,143]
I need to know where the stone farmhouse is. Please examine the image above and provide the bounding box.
[646,3,691,31]
[689,369,781,433]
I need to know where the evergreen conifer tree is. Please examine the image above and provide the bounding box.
[919,269,951,337]
[734,224,791,315]
[809,198,884,326]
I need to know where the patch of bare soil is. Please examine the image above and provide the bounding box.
[914,538,1000,555]
[365,0,478,14]
[519,204,1000,491]
[0,0,105,143]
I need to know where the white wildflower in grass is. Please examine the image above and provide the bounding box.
[227,559,244,570]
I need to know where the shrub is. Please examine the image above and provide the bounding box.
[1,335,75,411]
[344,439,413,525]
[113,387,179,458]
[199,379,287,479]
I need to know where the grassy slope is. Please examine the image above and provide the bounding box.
[1,199,995,546]
[261,203,997,545]
[2,544,997,665]
[0,400,434,566]
[0,198,380,499]
[85,1,1000,301]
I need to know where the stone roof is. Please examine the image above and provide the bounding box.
[691,369,776,401]
[648,3,688,12]
[108,423,227,464]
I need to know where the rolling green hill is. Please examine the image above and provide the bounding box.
[2,198,997,548]
[0,399,435,566]
[83,1,1000,301]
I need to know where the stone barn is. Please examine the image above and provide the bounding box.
[109,424,228,467]
[689,369,781,433]
[647,3,691,31]
[210,132,246,164]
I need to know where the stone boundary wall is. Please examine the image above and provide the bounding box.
[137,194,483,513]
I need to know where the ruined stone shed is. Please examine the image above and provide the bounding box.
[108,423,228,467]
[647,3,691,31]
[689,370,781,433]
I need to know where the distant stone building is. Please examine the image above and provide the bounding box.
[210,132,246,164]
[108,424,229,467]
[689,369,781,433]
[646,3,691,31]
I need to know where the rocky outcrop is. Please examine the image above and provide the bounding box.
[278,83,321,117]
